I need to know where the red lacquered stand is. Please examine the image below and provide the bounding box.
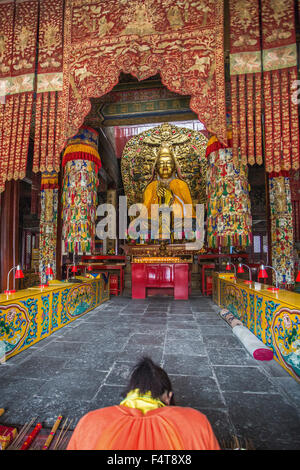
[131,262,189,300]
[80,255,126,296]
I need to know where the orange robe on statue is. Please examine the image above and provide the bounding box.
[67,405,220,450]
[143,179,196,218]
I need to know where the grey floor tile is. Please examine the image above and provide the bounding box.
[223,391,300,450]
[213,365,279,393]
[93,384,126,408]
[195,316,226,325]
[166,328,203,341]
[163,354,210,376]
[171,375,225,409]
[3,355,68,380]
[121,345,164,365]
[260,359,294,378]
[167,321,199,330]
[0,376,48,404]
[126,333,165,347]
[196,408,236,446]
[272,377,300,410]
[166,315,195,322]
[199,325,234,336]
[207,347,258,366]
[34,340,84,358]
[35,369,107,401]
[203,334,242,348]
[64,351,119,371]
[166,339,207,356]
[105,362,134,386]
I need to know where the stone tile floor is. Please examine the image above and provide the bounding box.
[0,293,300,450]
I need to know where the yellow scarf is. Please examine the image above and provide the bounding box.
[120,389,166,414]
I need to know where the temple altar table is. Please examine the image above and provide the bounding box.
[131,262,190,300]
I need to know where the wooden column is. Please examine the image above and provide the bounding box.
[0,181,20,292]
[56,170,62,280]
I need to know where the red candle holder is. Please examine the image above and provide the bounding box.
[258,264,279,290]
[237,264,244,274]
[4,265,24,295]
[258,266,268,279]
[46,265,54,276]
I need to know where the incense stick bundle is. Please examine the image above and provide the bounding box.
[221,435,255,450]
[57,433,71,451]
[53,418,73,450]
[56,419,73,450]
[20,423,42,450]
[42,415,63,450]
[8,418,37,450]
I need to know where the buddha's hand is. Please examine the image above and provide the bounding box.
[157,185,173,205]
[157,185,167,198]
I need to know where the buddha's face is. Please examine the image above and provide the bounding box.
[156,154,175,179]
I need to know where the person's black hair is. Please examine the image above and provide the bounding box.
[123,356,175,405]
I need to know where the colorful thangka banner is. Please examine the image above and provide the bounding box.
[33,0,64,175]
[229,0,262,168]
[0,0,38,192]
[60,0,226,149]
[61,127,100,255]
[206,130,252,249]
[261,0,299,173]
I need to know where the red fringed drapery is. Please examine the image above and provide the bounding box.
[0,0,38,192]
[261,0,299,173]
[0,0,15,193]
[229,0,300,173]
[229,0,262,167]
[59,0,226,149]
[33,0,64,175]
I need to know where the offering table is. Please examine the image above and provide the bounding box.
[212,272,300,383]
[0,276,109,362]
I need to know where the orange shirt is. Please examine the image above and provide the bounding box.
[67,405,220,450]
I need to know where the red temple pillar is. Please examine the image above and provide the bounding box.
[0,181,20,292]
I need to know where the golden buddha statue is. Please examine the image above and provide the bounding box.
[143,142,195,241]
[121,122,208,244]
[143,142,195,219]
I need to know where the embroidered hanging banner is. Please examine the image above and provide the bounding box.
[0,0,38,191]
[39,171,59,284]
[33,0,64,175]
[59,0,226,149]
[269,175,294,286]
[229,0,262,167]
[261,0,299,173]
[0,0,15,193]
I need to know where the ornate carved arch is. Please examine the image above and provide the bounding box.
[59,0,226,149]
